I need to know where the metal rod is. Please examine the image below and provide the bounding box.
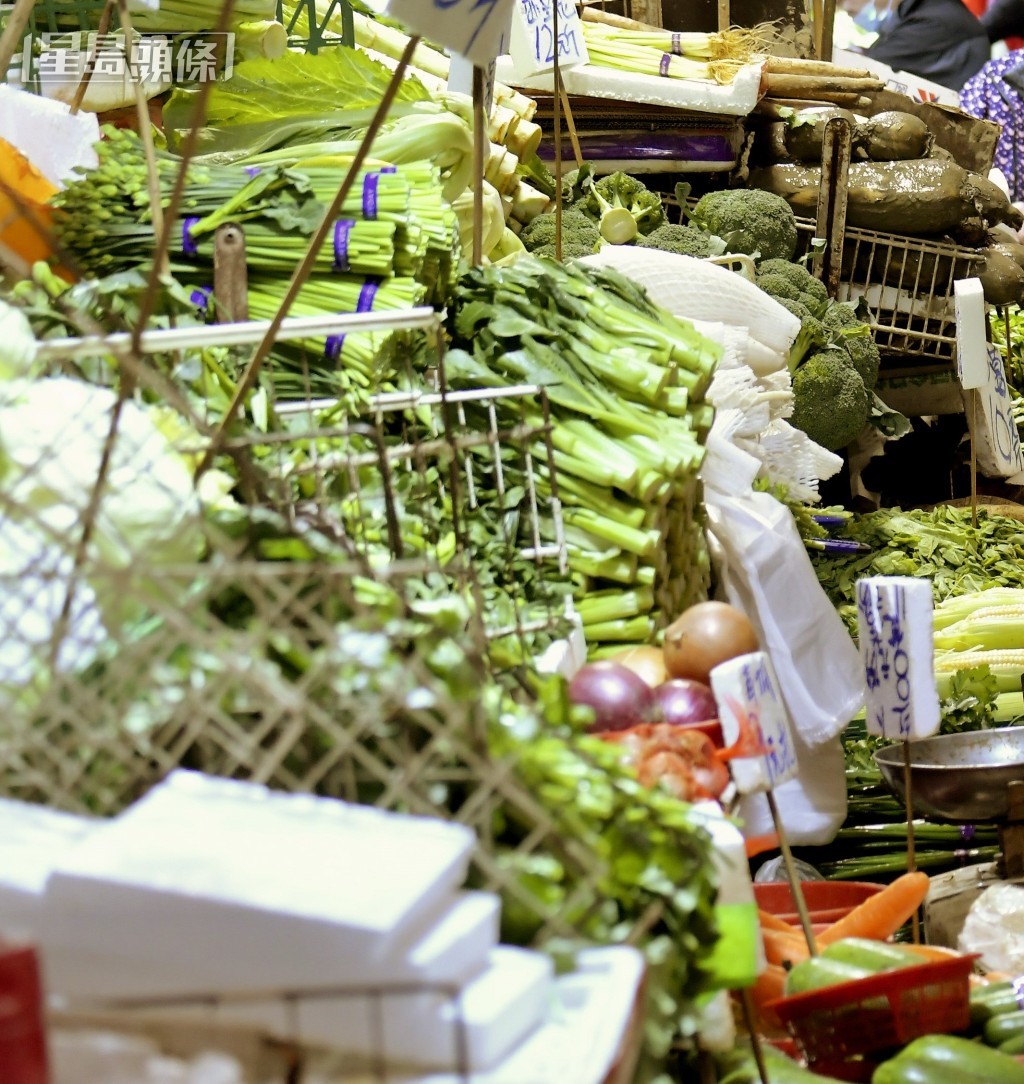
[194,34,421,481]
[35,308,439,363]
[766,789,818,955]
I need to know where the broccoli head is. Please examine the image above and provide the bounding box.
[636,223,714,258]
[790,351,871,451]
[776,296,828,370]
[820,300,880,389]
[691,189,798,262]
[757,258,829,312]
[838,328,881,390]
[756,272,803,304]
[578,171,665,244]
[519,208,600,257]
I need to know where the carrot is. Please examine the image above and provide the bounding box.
[749,963,789,1027]
[817,871,930,947]
[762,927,811,967]
[759,908,800,935]
[897,943,964,963]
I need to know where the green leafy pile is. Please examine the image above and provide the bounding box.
[808,504,1024,635]
[445,255,721,653]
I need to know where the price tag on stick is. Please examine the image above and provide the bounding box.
[856,575,938,942]
[710,651,798,795]
[856,576,940,741]
[509,0,587,78]
[389,0,514,68]
[711,651,816,956]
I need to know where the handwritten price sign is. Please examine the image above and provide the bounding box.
[710,651,797,794]
[509,0,587,78]
[388,0,514,68]
[971,343,1024,479]
[856,576,939,740]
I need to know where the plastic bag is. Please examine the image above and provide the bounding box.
[705,487,865,746]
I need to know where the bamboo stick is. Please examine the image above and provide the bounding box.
[764,55,876,79]
[763,91,873,106]
[765,73,882,96]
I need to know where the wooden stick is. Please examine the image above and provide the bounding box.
[717,0,730,35]
[902,741,921,944]
[764,55,876,79]
[195,36,421,480]
[0,0,37,83]
[472,65,485,267]
[559,86,584,169]
[766,789,818,956]
[71,0,115,114]
[766,73,883,96]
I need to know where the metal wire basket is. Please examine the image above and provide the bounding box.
[793,217,984,364]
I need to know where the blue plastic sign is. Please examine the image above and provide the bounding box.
[389,0,514,68]
[509,0,588,78]
[710,651,798,794]
[856,576,940,740]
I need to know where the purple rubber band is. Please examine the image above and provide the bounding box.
[381,165,397,174]
[182,216,199,257]
[363,172,380,219]
[333,219,354,272]
[671,32,682,55]
[323,282,380,363]
[357,281,378,313]
[960,824,976,842]
[659,53,671,76]
[190,286,212,313]
[244,166,262,177]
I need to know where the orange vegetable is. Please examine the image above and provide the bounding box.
[761,927,811,967]
[0,138,58,266]
[897,943,963,963]
[816,871,929,948]
[745,832,781,858]
[759,908,800,935]
[749,963,788,1028]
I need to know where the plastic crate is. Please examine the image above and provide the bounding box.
[753,881,884,926]
[769,955,976,1078]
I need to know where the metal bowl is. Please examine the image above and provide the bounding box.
[874,728,1024,824]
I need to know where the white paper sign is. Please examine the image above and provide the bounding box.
[448,52,497,116]
[856,576,940,740]
[388,0,514,68]
[967,343,1024,478]
[954,278,988,390]
[710,651,798,794]
[508,0,588,78]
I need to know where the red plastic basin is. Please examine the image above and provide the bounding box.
[754,880,884,926]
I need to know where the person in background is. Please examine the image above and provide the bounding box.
[980,0,1024,46]
[864,0,991,90]
[961,53,1024,204]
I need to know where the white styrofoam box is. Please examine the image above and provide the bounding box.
[495,56,764,116]
[44,891,500,1000]
[0,798,93,941]
[106,946,553,1073]
[41,772,476,990]
[0,85,99,189]
[303,946,645,1083]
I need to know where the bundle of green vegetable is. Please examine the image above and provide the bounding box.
[444,256,720,653]
[580,20,750,83]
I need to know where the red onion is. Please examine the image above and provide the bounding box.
[568,661,655,733]
[652,679,718,727]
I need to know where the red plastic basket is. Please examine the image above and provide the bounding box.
[768,955,977,1078]
[753,881,884,926]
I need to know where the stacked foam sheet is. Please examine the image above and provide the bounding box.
[33,772,553,1072]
